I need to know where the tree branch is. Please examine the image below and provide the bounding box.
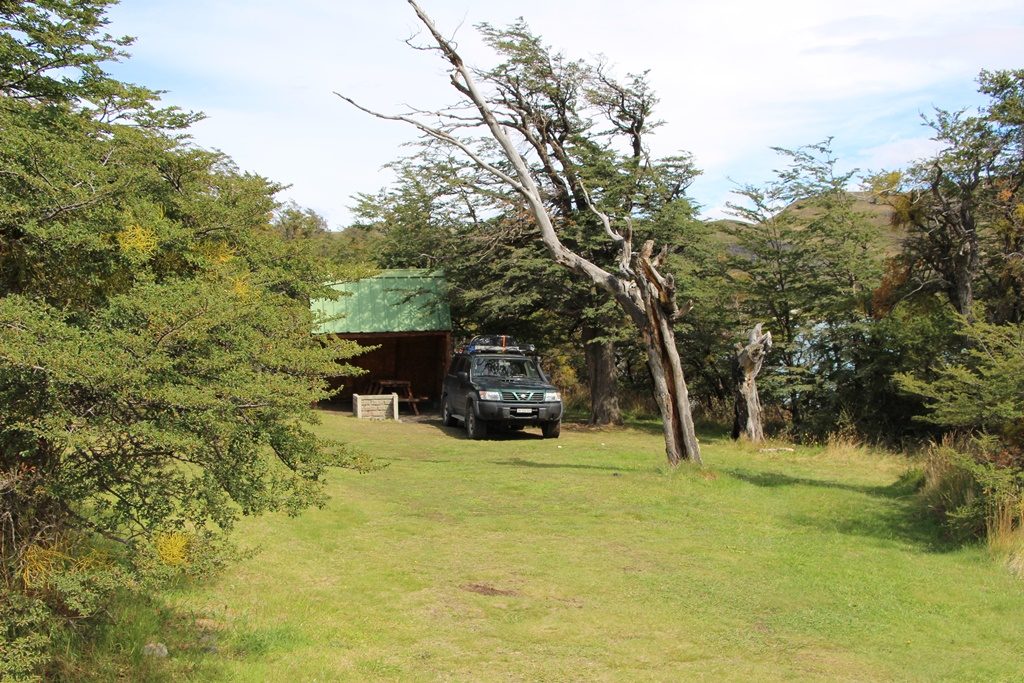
[334,92,527,194]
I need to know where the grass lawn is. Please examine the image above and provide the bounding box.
[113,411,1024,681]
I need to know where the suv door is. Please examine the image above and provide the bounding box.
[445,356,470,418]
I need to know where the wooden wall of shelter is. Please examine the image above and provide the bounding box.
[324,331,451,403]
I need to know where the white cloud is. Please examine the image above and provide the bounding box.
[853,137,945,172]
[105,0,1024,226]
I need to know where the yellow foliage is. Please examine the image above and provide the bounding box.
[888,194,915,226]
[116,223,158,256]
[155,531,192,567]
[543,348,581,399]
[1014,203,1024,223]
[868,170,902,195]
[22,544,67,589]
[199,241,236,265]
[230,276,256,302]
[20,539,110,589]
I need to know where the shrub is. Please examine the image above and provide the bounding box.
[920,438,1024,549]
[898,320,1024,459]
[1,532,131,683]
[0,2,365,675]
[0,593,52,682]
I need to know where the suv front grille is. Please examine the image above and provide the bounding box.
[501,390,544,402]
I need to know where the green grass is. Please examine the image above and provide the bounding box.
[115,412,1024,681]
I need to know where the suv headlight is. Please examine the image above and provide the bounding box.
[478,390,501,401]
[544,391,561,402]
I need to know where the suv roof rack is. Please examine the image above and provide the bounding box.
[459,334,537,356]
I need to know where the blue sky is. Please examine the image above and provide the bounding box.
[104,0,1024,227]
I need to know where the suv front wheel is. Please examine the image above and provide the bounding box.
[541,420,561,439]
[441,395,456,427]
[466,403,488,440]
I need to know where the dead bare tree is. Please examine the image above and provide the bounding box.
[731,324,772,442]
[338,0,702,464]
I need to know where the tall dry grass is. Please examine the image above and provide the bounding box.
[988,497,1024,579]
[919,437,1024,577]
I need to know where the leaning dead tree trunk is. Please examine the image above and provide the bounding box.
[731,323,772,442]
[636,242,701,462]
[338,0,702,464]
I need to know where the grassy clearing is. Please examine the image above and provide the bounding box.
[109,412,1024,681]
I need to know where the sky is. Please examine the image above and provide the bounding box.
[104,0,1024,228]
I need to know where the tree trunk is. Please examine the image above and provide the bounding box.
[731,324,772,442]
[636,247,701,465]
[582,324,622,425]
[788,390,802,428]
[951,241,978,322]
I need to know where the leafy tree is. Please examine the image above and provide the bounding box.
[272,201,377,281]
[274,200,330,240]
[0,1,362,675]
[820,295,958,442]
[2,0,130,103]
[977,69,1024,324]
[857,71,1024,453]
[898,320,1024,459]
[726,141,883,432]
[871,70,1024,324]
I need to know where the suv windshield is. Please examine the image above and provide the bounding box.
[472,356,543,380]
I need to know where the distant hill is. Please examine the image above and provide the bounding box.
[703,191,902,255]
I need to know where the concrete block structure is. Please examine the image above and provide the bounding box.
[352,393,399,421]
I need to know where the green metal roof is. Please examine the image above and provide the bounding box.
[312,269,451,334]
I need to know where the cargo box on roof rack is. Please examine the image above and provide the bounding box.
[460,334,537,355]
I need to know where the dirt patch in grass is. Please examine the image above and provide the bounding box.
[460,583,520,597]
[194,618,225,632]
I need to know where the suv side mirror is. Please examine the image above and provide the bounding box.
[457,371,468,382]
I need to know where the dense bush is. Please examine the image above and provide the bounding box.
[0,2,364,676]
[899,321,1024,460]
[918,438,1024,580]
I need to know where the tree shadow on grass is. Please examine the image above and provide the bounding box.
[55,590,228,682]
[726,468,914,499]
[489,457,630,473]
[725,467,955,553]
[617,419,664,436]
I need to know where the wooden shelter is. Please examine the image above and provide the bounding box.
[312,270,452,410]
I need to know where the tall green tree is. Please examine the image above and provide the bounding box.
[726,140,883,431]
[871,69,1024,324]
[0,2,362,675]
[880,70,1024,463]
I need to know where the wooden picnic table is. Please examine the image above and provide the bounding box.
[369,379,424,416]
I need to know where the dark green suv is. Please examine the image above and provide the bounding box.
[441,337,562,439]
